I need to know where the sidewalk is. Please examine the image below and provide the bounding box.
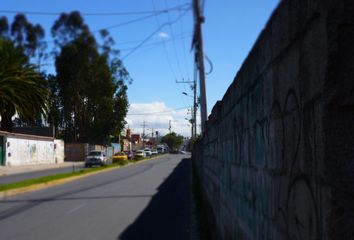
[0,162,84,177]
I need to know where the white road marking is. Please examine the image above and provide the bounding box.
[67,202,87,214]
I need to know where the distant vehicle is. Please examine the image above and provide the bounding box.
[157,146,165,153]
[144,148,152,156]
[135,150,146,158]
[124,150,133,160]
[85,151,107,167]
[112,152,127,162]
[151,149,158,155]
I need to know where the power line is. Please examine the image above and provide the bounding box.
[151,0,188,110]
[127,106,190,115]
[92,13,161,33]
[117,31,191,46]
[177,0,192,79]
[119,33,191,52]
[26,10,192,46]
[91,5,190,33]
[151,0,177,81]
[204,54,213,75]
[164,0,184,80]
[121,8,190,60]
[0,4,190,16]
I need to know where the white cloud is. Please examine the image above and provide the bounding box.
[125,101,193,137]
[157,32,170,39]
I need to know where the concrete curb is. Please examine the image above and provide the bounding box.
[0,155,163,199]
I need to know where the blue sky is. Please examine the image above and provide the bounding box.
[1,0,279,136]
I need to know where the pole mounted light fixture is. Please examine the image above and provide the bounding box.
[182,92,193,98]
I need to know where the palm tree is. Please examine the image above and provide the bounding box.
[0,38,48,132]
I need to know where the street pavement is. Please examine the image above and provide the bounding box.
[0,154,192,240]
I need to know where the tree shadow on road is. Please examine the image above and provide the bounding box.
[119,158,191,240]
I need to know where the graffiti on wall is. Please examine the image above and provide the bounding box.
[196,82,325,239]
[28,144,37,158]
[6,137,55,166]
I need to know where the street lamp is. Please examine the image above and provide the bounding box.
[182,92,193,98]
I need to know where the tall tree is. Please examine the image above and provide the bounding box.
[46,74,62,137]
[52,12,131,144]
[161,132,184,151]
[51,11,89,50]
[5,14,47,64]
[0,39,47,131]
[0,17,9,38]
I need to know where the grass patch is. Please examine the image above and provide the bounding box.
[0,161,130,192]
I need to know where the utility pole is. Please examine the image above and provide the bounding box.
[177,78,197,138]
[189,108,193,138]
[192,0,207,133]
[193,63,197,138]
[141,121,147,148]
[169,120,171,134]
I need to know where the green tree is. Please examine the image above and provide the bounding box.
[0,39,47,131]
[0,14,47,66]
[46,74,62,137]
[161,132,184,151]
[187,134,202,152]
[52,12,130,144]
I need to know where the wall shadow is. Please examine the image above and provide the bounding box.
[119,158,191,240]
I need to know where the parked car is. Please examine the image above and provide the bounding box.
[85,150,107,167]
[144,148,152,156]
[112,152,127,162]
[151,149,158,155]
[124,150,133,160]
[135,150,146,158]
[157,147,163,154]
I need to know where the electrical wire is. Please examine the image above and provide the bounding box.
[117,31,191,46]
[91,4,190,33]
[165,0,192,111]
[151,0,188,111]
[164,0,184,80]
[151,0,177,81]
[177,0,192,78]
[0,4,190,16]
[26,8,191,46]
[204,54,213,75]
[121,8,190,60]
[119,33,191,52]
[92,13,163,33]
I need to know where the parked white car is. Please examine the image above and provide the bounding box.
[135,150,146,158]
[85,151,107,167]
[144,148,152,156]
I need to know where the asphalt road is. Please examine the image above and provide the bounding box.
[0,154,191,240]
[0,164,85,185]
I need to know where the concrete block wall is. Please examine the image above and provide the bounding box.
[193,0,354,239]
